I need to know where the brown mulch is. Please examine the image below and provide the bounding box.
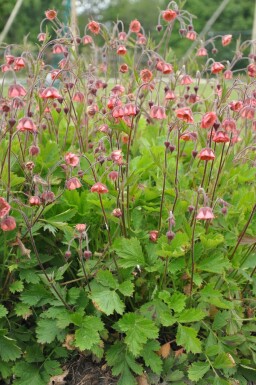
[65,355,118,385]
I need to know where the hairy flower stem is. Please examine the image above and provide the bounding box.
[189,191,200,297]
[78,238,91,291]
[229,204,256,261]
[172,129,180,212]
[21,211,72,310]
[6,127,13,202]
[158,146,168,231]
[210,143,226,205]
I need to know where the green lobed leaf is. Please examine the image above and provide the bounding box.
[106,341,143,385]
[141,340,162,374]
[36,318,65,344]
[188,362,210,382]
[74,315,104,351]
[111,237,145,268]
[115,313,159,356]
[0,331,21,362]
[177,308,206,323]
[13,362,46,385]
[0,304,8,318]
[9,280,24,293]
[90,285,125,315]
[176,325,202,354]
[95,270,119,289]
[213,352,236,369]
[118,280,134,296]
[159,291,187,313]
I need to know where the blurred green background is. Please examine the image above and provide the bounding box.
[0,0,254,64]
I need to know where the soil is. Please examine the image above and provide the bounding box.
[65,356,118,385]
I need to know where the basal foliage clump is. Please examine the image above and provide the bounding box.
[0,2,256,384]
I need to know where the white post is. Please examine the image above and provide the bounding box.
[0,0,24,44]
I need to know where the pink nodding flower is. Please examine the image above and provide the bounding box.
[136,34,147,45]
[229,100,243,112]
[75,224,86,233]
[40,87,62,99]
[211,62,225,74]
[112,105,125,118]
[29,196,41,206]
[162,63,173,74]
[222,34,232,46]
[45,9,57,20]
[87,20,100,35]
[198,148,215,161]
[82,35,93,45]
[66,177,82,190]
[162,9,177,22]
[140,69,153,82]
[1,216,16,231]
[37,33,46,42]
[13,57,26,71]
[5,55,15,65]
[41,191,55,204]
[118,32,127,41]
[150,105,167,120]
[1,64,11,72]
[186,30,197,41]
[111,84,125,95]
[212,131,230,143]
[111,150,123,165]
[196,207,215,220]
[201,111,217,129]
[180,131,198,141]
[129,19,141,33]
[240,106,255,120]
[196,47,208,56]
[52,44,67,54]
[17,117,37,133]
[123,103,137,116]
[222,118,236,132]
[8,84,26,98]
[149,230,159,243]
[181,75,193,85]
[224,70,233,79]
[247,63,256,78]
[108,171,119,181]
[119,63,129,73]
[91,182,108,194]
[0,197,11,218]
[165,89,176,100]
[65,153,79,167]
[175,107,194,123]
[73,91,85,103]
[117,45,127,55]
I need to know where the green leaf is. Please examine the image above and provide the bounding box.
[9,280,24,293]
[106,341,143,385]
[74,316,104,351]
[0,304,8,318]
[0,331,21,362]
[188,362,210,382]
[213,352,236,369]
[141,340,162,374]
[15,303,31,318]
[90,285,125,315]
[177,308,206,323]
[176,325,202,354]
[95,270,118,289]
[36,318,65,344]
[200,233,224,249]
[0,361,12,379]
[198,253,231,274]
[112,237,145,268]
[13,362,46,385]
[118,280,134,296]
[115,313,159,356]
[21,284,52,306]
[159,291,187,313]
